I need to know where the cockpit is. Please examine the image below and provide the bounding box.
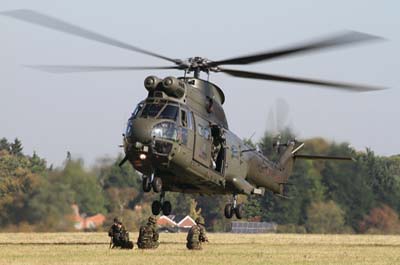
[132,100,180,121]
[125,100,189,153]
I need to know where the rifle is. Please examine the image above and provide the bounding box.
[109,237,113,249]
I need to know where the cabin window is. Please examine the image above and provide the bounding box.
[231,145,239,159]
[158,105,179,121]
[140,103,164,118]
[187,111,194,130]
[198,124,210,139]
[181,110,188,127]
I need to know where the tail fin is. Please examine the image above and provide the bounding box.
[286,141,354,162]
[277,141,353,184]
[277,141,299,183]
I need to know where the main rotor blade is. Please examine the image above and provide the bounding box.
[220,68,386,92]
[1,9,179,64]
[209,31,383,67]
[24,65,180,73]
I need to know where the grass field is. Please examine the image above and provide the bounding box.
[0,232,399,265]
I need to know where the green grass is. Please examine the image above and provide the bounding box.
[0,233,399,265]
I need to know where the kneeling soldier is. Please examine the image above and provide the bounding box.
[108,218,133,249]
[137,216,159,249]
[186,217,208,250]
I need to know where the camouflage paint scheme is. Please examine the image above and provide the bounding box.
[123,76,294,197]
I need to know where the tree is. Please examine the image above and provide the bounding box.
[57,158,106,215]
[106,187,138,215]
[306,201,346,234]
[0,150,41,226]
[189,198,202,220]
[359,205,400,234]
[10,138,23,156]
[0,138,10,152]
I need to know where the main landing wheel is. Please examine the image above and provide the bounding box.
[151,200,162,215]
[224,195,245,219]
[162,201,172,216]
[142,177,152,192]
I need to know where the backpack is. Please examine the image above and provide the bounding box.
[187,225,201,244]
[138,225,153,244]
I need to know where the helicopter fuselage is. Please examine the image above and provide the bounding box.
[123,76,291,197]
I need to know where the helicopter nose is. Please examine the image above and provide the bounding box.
[126,118,154,144]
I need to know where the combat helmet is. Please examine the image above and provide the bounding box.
[195,216,205,225]
[148,216,157,224]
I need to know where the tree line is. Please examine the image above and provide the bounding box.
[0,134,399,233]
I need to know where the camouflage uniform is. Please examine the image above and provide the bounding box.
[108,217,121,238]
[137,216,159,249]
[186,217,208,250]
[108,218,133,249]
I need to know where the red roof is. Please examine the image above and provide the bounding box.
[157,216,177,226]
[177,216,196,228]
[69,204,105,230]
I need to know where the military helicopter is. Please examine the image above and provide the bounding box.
[2,10,385,219]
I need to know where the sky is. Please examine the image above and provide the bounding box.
[0,0,399,167]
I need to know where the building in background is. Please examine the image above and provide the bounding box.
[156,215,196,233]
[70,204,105,231]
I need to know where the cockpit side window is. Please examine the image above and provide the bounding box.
[132,103,144,118]
[140,103,164,118]
[158,105,179,121]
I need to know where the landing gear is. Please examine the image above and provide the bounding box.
[151,200,162,215]
[142,174,162,193]
[151,192,172,216]
[224,203,234,219]
[235,203,244,219]
[142,176,152,192]
[224,195,244,219]
[152,177,162,193]
[162,201,172,216]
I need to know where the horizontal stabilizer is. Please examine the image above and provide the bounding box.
[294,154,354,161]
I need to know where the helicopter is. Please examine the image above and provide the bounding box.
[2,9,385,219]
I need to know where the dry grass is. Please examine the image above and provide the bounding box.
[0,233,399,265]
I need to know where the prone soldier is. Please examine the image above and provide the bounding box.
[137,216,159,249]
[186,217,208,250]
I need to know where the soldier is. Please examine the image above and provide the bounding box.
[108,218,133,249]
[108,217,121,240]
[186,217,208,250]
[137,216,159,249]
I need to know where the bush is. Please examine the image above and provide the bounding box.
[359,205,400,234]
[306,201,345,234]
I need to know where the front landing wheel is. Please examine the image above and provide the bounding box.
[235,204,244,219]
[142,177,152,192]
[152,177,163,193]
[224,203,234,219]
